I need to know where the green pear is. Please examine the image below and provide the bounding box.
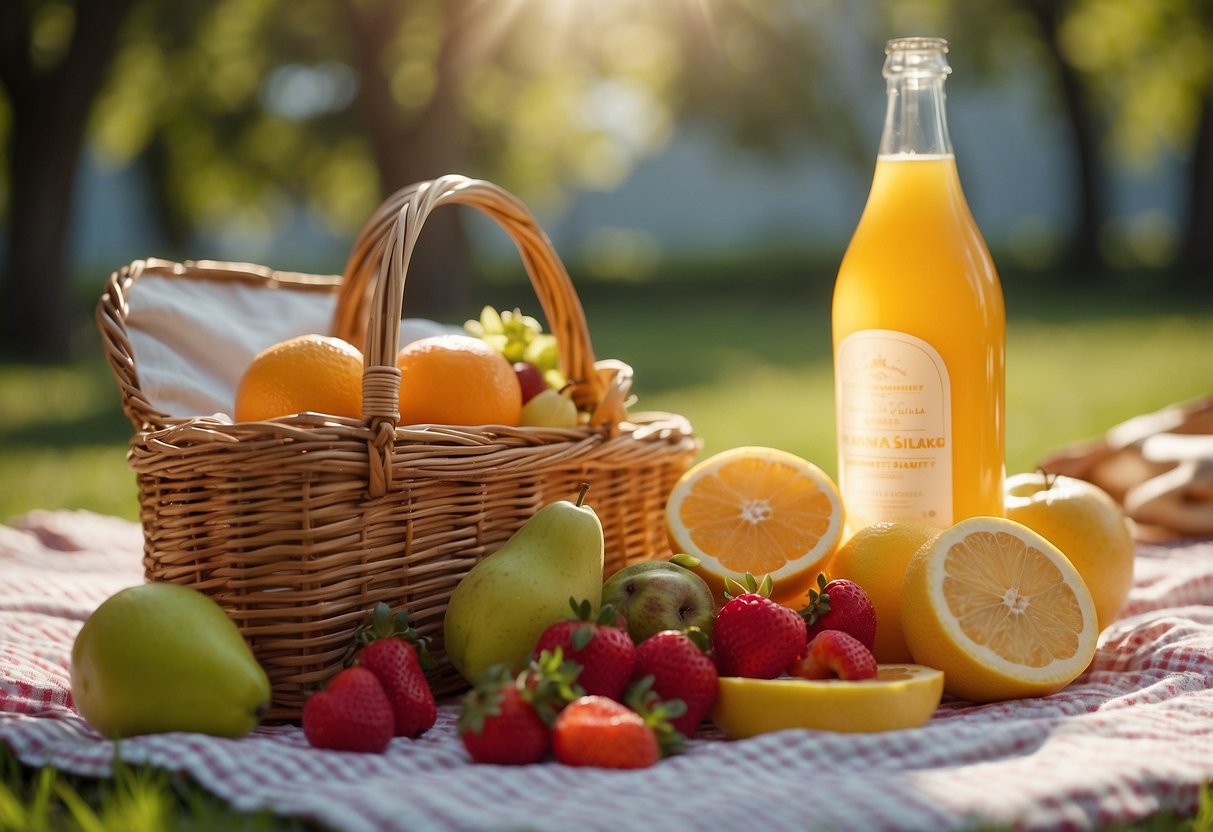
[444,484,604,682]
[71,582,271,739]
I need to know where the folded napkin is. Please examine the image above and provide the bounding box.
[124,273,460,419]
[1040,396,1213,539]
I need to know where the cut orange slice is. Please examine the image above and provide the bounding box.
[711,665,943,738]
[900,516,1098,702]
[665,446,844,604]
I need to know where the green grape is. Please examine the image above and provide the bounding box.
[480,306,505,334]
[465,305,562,376]
[501,341,527,363]
[524,335,559,372]
[500,308,542,337]
[482,333,509,355]
[464,305,503,338]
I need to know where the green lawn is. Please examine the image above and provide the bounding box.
[4,271,1206,524]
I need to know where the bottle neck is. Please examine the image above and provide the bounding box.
[878,39,954,157]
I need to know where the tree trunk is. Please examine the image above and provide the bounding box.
[342,0,472,322]
[1020,0,1106,281]
[0,0,136,361]
[1179,81,1213,290]
[141,132,193,256]
[1,96,81,360]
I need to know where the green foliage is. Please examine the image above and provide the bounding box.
[1061,0,1213,168]
[0,743,316,831]
[85,0,381,242]
[59,1,1014,232]
[5,0,1212,274]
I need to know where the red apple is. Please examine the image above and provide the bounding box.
[512,361,548,404]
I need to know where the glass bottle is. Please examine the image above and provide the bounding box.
[832,37,1005,532]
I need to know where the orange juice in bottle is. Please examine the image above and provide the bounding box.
[833,37,1005,532]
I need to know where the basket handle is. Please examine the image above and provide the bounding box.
[331,175,628,495]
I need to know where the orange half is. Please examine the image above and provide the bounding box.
[665,446,844,604]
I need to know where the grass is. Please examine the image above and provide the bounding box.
[0,743,316,831]
[2,270,1210,523]
[0,263,1210,828]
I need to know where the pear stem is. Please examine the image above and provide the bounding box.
[576,482,590,507]
[1037,465,1058,491]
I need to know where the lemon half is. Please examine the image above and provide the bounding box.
[710,664,944,739]
[901,516,1099,702]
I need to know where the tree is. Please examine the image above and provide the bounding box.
[7,0,1206,362]
[885,0,1212,285]
[1017,0,1107,279]
[0,0,137,360]
[0,1,920,359]
[1182,81,1213,283]
[881,0,1111,277]
[85,0,852,317]
[1054,0,1213,287]
[340,0,471,317]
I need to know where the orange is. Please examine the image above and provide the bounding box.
[900,516,1098,702]
[234,334,363,422]
[665,446,845,605]
[820,521,940,663]
[395,334,521,426]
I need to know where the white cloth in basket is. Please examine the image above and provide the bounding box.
[124,273,460,419]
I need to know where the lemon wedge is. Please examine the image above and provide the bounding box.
[710,664,944,739]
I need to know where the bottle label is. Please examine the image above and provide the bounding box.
[835,329,952,528]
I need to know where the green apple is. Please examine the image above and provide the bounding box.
[601,555,717,644]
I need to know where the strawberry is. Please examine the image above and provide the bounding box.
[533,598,636,700]
[799,573,877,652]
[552,683,683,769]
[789,630,878,681]
[712,573,807,679]
[353,602,437,738]
[630,626,717,736]
[302,666,394,753]
[459,650,581,765]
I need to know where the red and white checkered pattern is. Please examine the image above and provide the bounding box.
[3,509,1213,831]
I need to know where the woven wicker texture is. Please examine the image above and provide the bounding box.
[96,175,700,719]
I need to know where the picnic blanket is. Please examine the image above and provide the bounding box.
[2,509,1213,832]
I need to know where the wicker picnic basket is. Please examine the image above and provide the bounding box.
[96,174,700,720]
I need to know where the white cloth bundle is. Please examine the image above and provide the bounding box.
[123,274,459,419]
[1041,395,1213,538]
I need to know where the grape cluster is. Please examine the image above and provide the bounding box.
[464,306,566,390]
